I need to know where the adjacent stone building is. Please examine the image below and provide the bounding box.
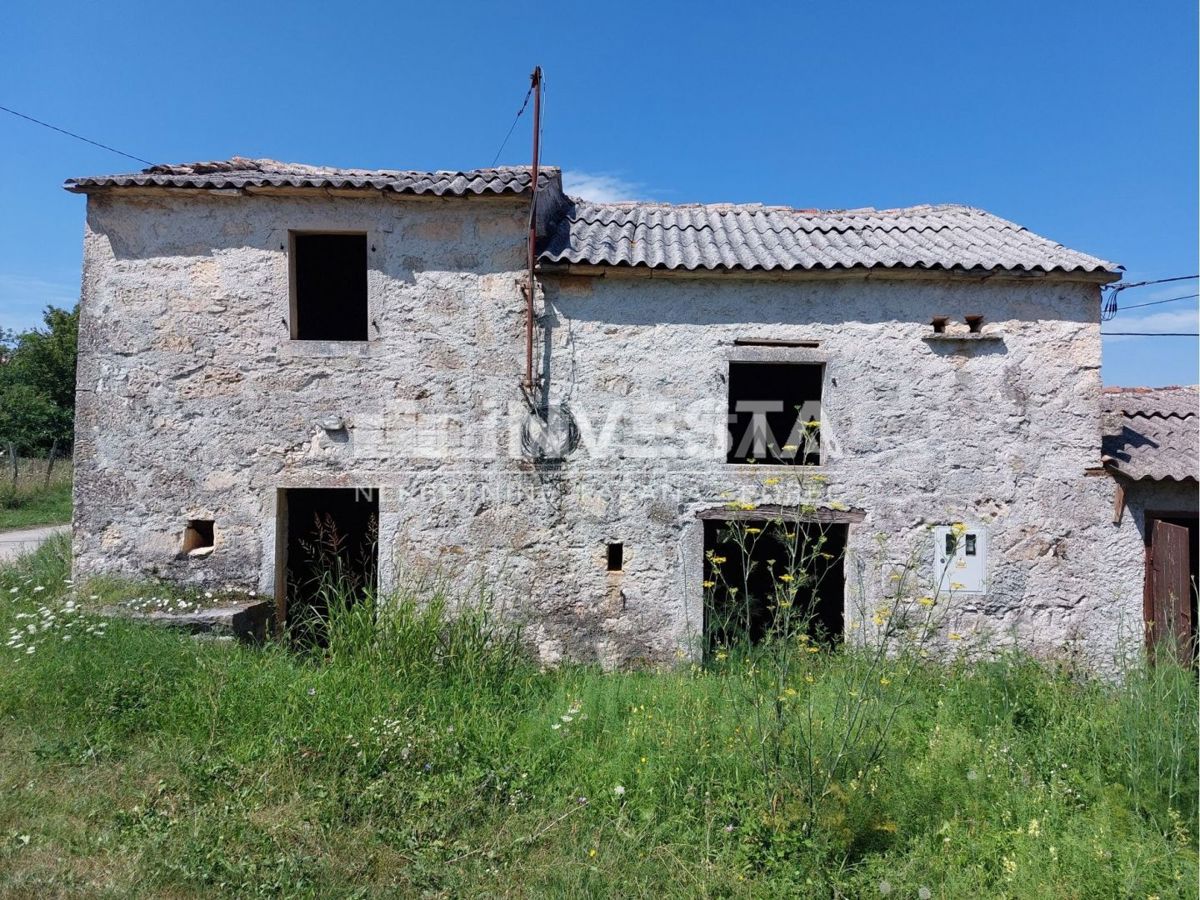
[1101,386,1198,661]
[64,158,1194,667]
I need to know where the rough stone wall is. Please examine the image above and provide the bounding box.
[73,189,533,593]
[531,274,1137,667]
[74,189,1143,668]
[1100,479,1199,661]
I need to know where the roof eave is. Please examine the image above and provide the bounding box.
[536,260,1120,284]
[62,181,535,201]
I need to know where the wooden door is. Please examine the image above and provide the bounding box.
[1149,519,1194,663]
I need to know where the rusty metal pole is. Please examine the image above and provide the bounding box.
[525,65,542,391]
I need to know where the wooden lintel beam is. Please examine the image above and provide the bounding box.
[1112,479,1127,525]
[696,504,866,525]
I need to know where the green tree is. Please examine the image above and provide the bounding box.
[0,304,79,454]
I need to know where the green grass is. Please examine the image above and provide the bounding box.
[0,458,72,530]
[0,537,1196,898]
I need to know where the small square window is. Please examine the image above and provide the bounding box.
[727,362,822,465]
[183,519,215,556]
[606,543,624,572]
[291,233,368,341]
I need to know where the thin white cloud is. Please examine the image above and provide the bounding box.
[562,171,650,203]
[0,273,77,332]
[1103,306,1200,344]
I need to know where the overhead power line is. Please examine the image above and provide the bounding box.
[1102,273,1199,321]
[1101,332,1199,337]
[490,82,535,168]
[1110,274,1199,291]
[0,103,153,166]
[1116,292,1199,311]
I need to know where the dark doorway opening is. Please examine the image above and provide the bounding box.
[1145,513,1198,664]
[702,518,846,652]
[291,233,368,341]
[279,488,378,644]
[727,362,823,465]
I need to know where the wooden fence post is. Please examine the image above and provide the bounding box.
[44,439,59,488]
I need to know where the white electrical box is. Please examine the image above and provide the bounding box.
[933,525,987,594]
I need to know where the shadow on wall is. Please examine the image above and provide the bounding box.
[540,276,1098,329]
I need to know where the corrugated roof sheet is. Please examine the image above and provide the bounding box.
[1102,386,1199,482]
[65,158,560,197]
[65,158,1119,276]
[538,200,1119,275]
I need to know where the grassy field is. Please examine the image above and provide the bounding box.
[0,458,72,530]
[0,536,1196,898]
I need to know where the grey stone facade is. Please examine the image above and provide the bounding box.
[68,164,1177,669]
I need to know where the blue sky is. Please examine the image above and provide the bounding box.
[3,0,1196,385]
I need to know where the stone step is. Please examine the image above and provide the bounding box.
[101,600,272,644]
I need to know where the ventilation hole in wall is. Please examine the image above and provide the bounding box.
[931,316,949,334]
[965,314,985,334]
[183,519,215,557]
[607,543,624,572]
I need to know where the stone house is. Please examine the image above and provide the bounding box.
[1101,386,1198,661]
[64,158,1194,666]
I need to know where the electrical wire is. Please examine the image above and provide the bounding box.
[1109,274,1199,292]
[490,82,534,168]
[1102,274,1199,321]
[1101,332,1199,337]
[539,73,546,172]
[0,103,153,166]
[1113,292,1199,311]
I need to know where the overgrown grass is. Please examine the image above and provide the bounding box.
[0,458,72,530]
[0,537,1196,897]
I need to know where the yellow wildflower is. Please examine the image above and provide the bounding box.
[779,573,794,583]
[948,632,963,641]
[702,580,716,588]
[763,477,781,486]
[806,646,819,654]
[918,596,935,607]
[879,677,891,686]
[745,527,762,535]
